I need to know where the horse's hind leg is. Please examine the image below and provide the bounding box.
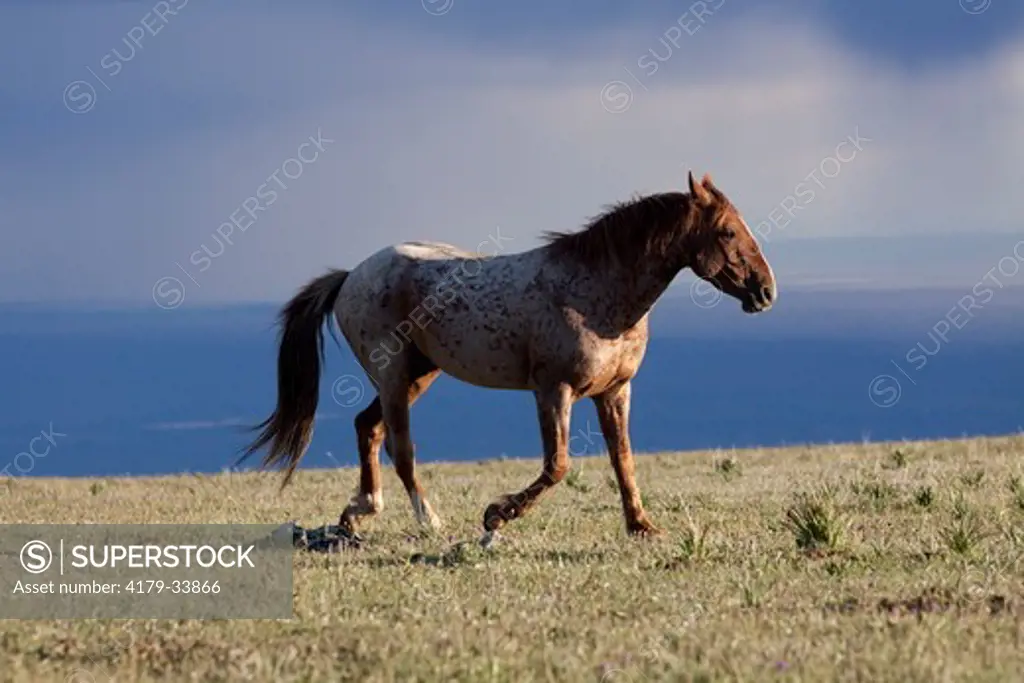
[339,398,385,533]
[481,384,573,542]
[381,366,443,530]
[355,345,442,530]
[339,352,440,532]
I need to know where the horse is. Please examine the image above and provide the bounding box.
[238,171,776,545]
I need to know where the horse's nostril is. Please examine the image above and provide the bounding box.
[761,286,773,303]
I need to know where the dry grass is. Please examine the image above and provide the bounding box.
[3,435,1024,682]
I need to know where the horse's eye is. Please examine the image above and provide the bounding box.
[723,228,736,239]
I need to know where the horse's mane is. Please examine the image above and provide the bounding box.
[541,192,699,269]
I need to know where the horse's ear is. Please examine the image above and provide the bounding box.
[701,173,717,192]
[689,170,711,205]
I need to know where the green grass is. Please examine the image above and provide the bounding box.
[783,485,848,552]
[3,435,1024,682]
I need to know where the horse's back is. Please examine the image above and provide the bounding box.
[395,241,480,261]
[341,242,464,299]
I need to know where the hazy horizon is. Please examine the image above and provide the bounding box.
[1,296,1021,479]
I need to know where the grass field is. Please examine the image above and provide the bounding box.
[3,435,1024,682]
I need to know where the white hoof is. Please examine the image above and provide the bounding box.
[411,493,443,530]
[479,530,500,550]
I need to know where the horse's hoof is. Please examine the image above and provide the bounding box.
[483,502,509,532]
[479,530,500,550]
[423,510,444,532]
[626,519,663,538]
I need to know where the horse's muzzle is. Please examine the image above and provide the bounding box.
[742,283,775,313]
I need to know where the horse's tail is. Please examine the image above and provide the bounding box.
[236,268,349,488]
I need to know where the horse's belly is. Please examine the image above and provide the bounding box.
[415,331,531,390]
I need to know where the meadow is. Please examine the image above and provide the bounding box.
[2,434,1024,682]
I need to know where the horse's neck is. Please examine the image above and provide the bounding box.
[568,260,681,333]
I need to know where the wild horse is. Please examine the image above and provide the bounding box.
[239,172,776,544]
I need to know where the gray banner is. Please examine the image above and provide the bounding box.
[0,524,293,619]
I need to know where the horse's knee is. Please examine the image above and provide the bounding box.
[354,405,383,443]
[547,456,570,484]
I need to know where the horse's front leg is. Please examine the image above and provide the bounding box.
[481,384,572,543]
[593,381,661,537]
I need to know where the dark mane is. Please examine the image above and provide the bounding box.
[541,192,697,268]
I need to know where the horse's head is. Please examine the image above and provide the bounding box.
[685,171,776,314]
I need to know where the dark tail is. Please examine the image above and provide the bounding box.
[236,268,350,488]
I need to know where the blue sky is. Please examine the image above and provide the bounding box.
[1,0,1023,304]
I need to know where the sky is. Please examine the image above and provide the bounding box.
[1,0,1023,305]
